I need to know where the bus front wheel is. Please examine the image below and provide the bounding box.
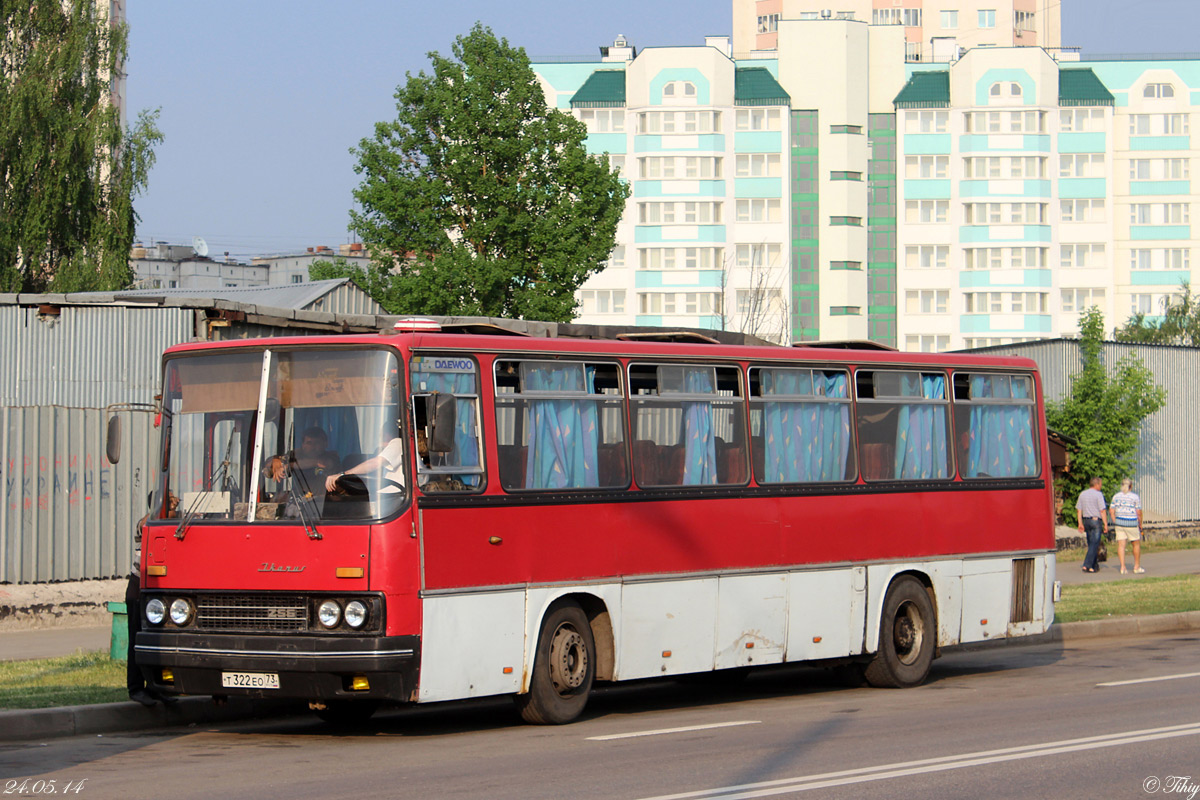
[516,602,595,724]
[864,576,935,689]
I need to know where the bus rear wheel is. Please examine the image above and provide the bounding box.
[864,576,935,689]
[516,602,595,725]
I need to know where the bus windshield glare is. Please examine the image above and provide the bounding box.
[158,348,404,523]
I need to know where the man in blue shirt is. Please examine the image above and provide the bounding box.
[1075,476,1108,573]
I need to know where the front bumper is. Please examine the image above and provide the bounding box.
[135,631,420,702]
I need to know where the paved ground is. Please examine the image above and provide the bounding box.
[1057,544,1200,585]
[3,624,112,662]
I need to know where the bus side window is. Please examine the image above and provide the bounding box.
[856,370,951,481]
[493,359,629,491]
[628,363,747,488]
[750,366,854,484]
[410,355,484,492]
[952,372,1038,479]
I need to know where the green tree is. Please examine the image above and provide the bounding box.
[1046,307,1166,510]
[1,0,162,293]
[1114,281,1200,346]
[348,23,629,321]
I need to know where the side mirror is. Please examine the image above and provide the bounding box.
[106,415,122,464]
[425,393,457,454]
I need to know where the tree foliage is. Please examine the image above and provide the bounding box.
[348,23,629,321]
[0,0,162,293]
[1046,308,1166,508]
[1113,282,1200,347]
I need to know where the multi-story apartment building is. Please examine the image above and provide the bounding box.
[733,0,1061,62]
[896,47,1200,351]
[535,38,797,343]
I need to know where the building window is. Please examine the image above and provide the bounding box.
[1130,249,1152,270]
[830,124,863,134]
[1060,243,1105,268]
[735,288,782,317]
[578,289,626,314]
[905,335,949,353]
[735,153,781,177]
[1015,10,1035,31]
[906,245,948,269]
[1059,153,1104,178]
[905,200,948,223]
[1130,159,1151,181]
[829,306,861,316]
[1165,203,1190,224]
[965,248,1002,270]
[1165,114,1189,135]
[830,171,863,181]
[735,243,781,269]
[905,155,948,179]
[735,198,781,223]
[577,108,625,133]
[829,216,863,226]
[757,13,781,33]
[291,275,303,283]
[1166,248,1190,269]
[905,290,949,314]
[639,247,723,270]
[978,9,996,28]
[1165,158,1189,179]
[639,201,722,225]
[905,110,948,134]
[1060,198,1105,223]
[1060,109,1105,132]
[830,260,863,270]
[662,81,697,102]
[965,292,1004,313]
[1144,83,1175,99]
[873,8,921,25]
[1009,292,1048,313]
[735,108,780,131]
[1061,288,1106,313]
[941,10,958,28]
[640,110,722,134]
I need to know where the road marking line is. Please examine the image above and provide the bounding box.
[635,721,1200,800]
[587,721,761,741]
[1098,671,1200,687]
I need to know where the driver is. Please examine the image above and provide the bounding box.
[266,427,341,487]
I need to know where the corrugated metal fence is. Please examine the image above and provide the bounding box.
[974,339,1200,522]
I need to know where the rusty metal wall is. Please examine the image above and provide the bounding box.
[972,339,1200,521]
[1,406,157,583]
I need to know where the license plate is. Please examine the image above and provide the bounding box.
[221,671,280,689]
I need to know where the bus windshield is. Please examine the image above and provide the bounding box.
[158,348,404,523]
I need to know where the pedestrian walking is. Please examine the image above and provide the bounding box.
[1076,476,1107,573]
[1110,478,1145,575]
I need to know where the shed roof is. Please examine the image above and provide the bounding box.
[894,71,950,109]
[734,67,790,106]
[1058,68,1115,106]
[570,70,626,108]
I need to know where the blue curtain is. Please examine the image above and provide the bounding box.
[895,374,948,480]
[411,367,481,486]
[295,407,362,459]
[523,364,600,489]
[965,375,1036,478]
[761,370,850,482]
[682,368,718,485]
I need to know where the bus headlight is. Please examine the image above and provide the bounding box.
[145,598,165,625]
[317,600,342,629]
[169,598,194,626]
[344,600,368,629]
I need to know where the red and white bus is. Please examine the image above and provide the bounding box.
[128,322,1056,724]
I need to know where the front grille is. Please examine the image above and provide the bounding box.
[195,594,308,633]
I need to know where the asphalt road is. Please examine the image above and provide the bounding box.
[3,633,1199,800]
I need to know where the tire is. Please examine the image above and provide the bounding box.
[515,602,595,725]
[313,699,380,726]
[864,576,936,689]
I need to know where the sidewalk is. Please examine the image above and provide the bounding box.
[1057,544,1200,585]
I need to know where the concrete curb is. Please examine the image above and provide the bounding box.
[4,610,1200,744]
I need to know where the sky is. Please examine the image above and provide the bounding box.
[125,0,1200,259]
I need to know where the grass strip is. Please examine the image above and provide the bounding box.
[1054,574,1200,624]
[0,650,126,710]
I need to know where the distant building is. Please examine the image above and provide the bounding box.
[129,242,369,290]
[732,0,1062,62]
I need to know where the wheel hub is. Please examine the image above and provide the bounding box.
[549,624,588,693]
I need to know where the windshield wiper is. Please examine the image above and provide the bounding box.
[176,427,237,541]
[286,453,323,541]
